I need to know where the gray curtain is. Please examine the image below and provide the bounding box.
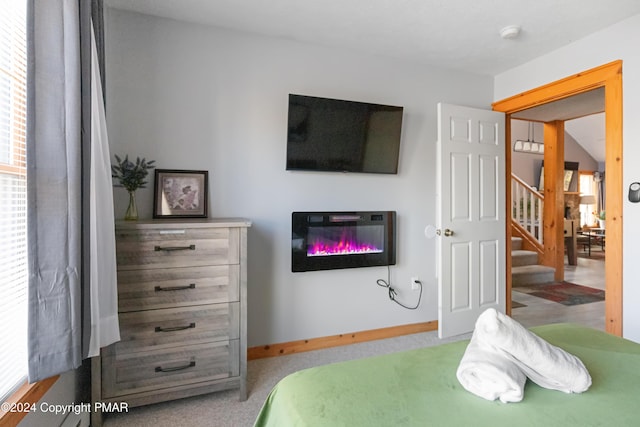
[27,0,97,382]
[595,171,605,218]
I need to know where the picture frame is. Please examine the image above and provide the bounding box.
[538,161,579,193]
[153,169,208,218]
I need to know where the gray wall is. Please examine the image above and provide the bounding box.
[104,8,494,347]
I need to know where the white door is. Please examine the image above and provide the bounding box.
[437,103,505,338]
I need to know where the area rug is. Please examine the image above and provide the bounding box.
[513,281,605,306]
[511,300,527,309]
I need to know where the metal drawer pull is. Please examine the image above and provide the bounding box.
[154,244,196,252]
[155,323,196,333]
[154,283,196,292]
[155,361,196,373]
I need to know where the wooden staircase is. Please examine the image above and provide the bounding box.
[511,236,555,286]
[511,173,555,286]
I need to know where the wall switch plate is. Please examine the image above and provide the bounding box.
[411,277,420,290]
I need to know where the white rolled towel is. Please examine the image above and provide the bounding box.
[475,308,592,394]
[456,330,527,403]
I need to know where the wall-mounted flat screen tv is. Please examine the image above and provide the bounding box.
[286,94,403,174]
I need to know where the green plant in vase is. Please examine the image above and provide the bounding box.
[111,154,155,220]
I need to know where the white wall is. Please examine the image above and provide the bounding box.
[495,14,640,342]
[105,8,494,346]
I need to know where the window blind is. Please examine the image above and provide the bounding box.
[0,0,27,403]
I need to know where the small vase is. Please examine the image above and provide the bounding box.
[124,191,138,221]
[598,219,605,229]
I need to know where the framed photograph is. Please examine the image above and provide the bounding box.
[153,169,208,218]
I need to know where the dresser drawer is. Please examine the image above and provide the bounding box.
[109,303,239,355]
[102,340,240,398]
[116,227,239,270]
[117,265,239,312]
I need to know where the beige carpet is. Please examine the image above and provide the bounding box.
[102,331,471,427]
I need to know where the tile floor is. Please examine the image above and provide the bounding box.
[512,252,605,331]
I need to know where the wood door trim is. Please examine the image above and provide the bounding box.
[492,61,621,112]
[492,60,622,336]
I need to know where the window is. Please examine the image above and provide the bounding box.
[0,0,27,403]
[579,171,597,228]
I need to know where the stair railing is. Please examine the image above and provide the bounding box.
[512,174,544,247]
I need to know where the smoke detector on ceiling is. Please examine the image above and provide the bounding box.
[500,25,521,40]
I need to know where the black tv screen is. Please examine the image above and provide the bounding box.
[286,94,403,174]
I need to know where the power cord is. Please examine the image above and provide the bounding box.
[376,266,422,310]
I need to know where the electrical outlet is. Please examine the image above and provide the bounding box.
[411,277,420,290]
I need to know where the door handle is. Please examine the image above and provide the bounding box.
[155,323,196,333]
[437,228,454,237]
[154,244,196,251]
[155,361,196,373]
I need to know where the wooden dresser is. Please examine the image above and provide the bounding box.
[92,218,250,426]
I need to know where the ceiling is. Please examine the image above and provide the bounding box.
[105,0,632,162]
[105,0,640,76]
[511,88,604,123]
[566,114,606,163]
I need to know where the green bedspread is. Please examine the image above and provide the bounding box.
[253,324,640,426]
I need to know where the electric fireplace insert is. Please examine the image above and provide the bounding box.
[291,211,396,272]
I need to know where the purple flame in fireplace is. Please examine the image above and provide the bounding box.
[307,229,383,257]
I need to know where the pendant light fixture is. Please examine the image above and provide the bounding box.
[514,122,544,154]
